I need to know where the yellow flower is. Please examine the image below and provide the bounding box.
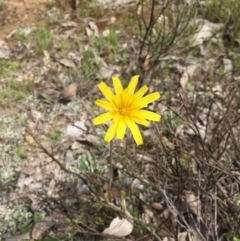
[93,75,161,145]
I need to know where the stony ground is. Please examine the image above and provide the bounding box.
[1,0,240,241]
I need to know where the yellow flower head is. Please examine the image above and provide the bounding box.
[93,75,161,145]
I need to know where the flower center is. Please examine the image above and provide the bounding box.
[119,106,128,116]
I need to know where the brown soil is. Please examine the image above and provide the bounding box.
[0,0,52,39]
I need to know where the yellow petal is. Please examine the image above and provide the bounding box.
[92,112,114,125]
[122,88,134,107]
[113,113,121,123]
[134,85,148,98]
[112,76,123,95]
[130,116,149,126]
[116,118,127,139]
[112,92,122,109]
[127,75,139,94]
[98,82,114,102]
[133,110,161,122]
[95,100,113,111]
[125,117,143,145]
[104,122,118,142]
[138,92,161,107]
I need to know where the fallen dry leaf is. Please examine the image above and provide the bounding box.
[143,54,151,72]
[61,21,78,27]
[102,209,133,237]
[59,83,77,101]
[58,58,76,68]
[0,40,10,59]
[180,68,189,89]
[65,120,87,137]
[152,202,164,211]
[25,135,38,146]
[185,191,201,216]
[85,21,99,37]
[5,232,31,241]
[51,209,69,228]
[31,216,54,239]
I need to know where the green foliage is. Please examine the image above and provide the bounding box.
[0,60,24,76]
[0,202,32,239]
[56,40,70,55]
[17,223,31,234]
[234,234,240,241]
[205,0,240,23]
[0,78,33,108]
[80,46,103,79]
[46,127,62,142]
[33,212,44,224]
[15,148,26,159]
[15,32,27,43]
[34,25,52,52]
[205,0,240,50]
[0,0,5,9]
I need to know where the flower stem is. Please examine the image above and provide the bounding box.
[109,141,113,192]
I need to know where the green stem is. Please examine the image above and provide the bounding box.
[109,141,113,193]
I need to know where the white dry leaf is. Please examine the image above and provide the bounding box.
[94,0,133,7]
[29,194,41,211]
[68,51,82,67]
[180,68,189,89]
[76,177,90,195]
[31,216,55,240]
[71,141,82,149]
[75,120,87,131]
[0,40,10,59]
[100,64,122,78]
[136,153,152,162]
[157,15,168,24]
[85,134,100,146]
[5,232,31,241]
[223,58,233,73]
[163,238,174,241]
[100,66,115,79]
[102,29,110,37]
[212,84,225,99]
[143,205,154,224]
[47,179,56,197]
[15,26,35,37]
[0,204,6,213]
[178,231,190,241]
[86,21,99,37]
[54,169,67,183]
[192,19,223,47]
[94,51,107,67]
[102,210,133,237]
[185,191,201,216]
[58,58,76,68]
[29,182,42,189]
[65,120,87,138]
[61,21,78,27]
[89,21,99,37]
[60,83,77,101]
[152,202,164,211]
[20,166,35,175]
[6,29,16,39]
[110,16,116,23]
[65,150,74,167]
[62,28,76,40]
[185,122,206,139]
[131,178,143,191]
[17,173,34,189]
[43,50,51,70]
[186,63,198,77]
[31,110,42,121]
